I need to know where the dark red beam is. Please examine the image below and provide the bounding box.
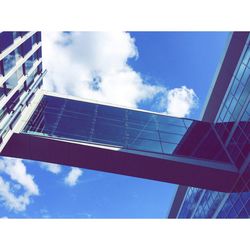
[1,133,245,192]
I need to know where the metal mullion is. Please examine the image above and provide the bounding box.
[190,190,206,218]
[89,104,98,141]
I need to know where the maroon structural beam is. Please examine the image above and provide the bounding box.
[2,133,246,192]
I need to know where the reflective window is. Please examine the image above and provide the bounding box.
[30,35,36,46]
[20,32,28,37]
[239,78,250,106]
[243,48,250,65]
[24,53,37,73]
[36,48,42,59]
[241,67,250,85]
[234,83,244,100]
[5,90,20,112]
[230,78,240,95]
[158,123,186,134]
[183,119,193,128]
[127,127,159,141]
[13,32,21,40]
[236,64,246,81]
[36,32,42,43]
[128,138,162,153]
[238,208,248,218]
[21,37,32,56]
[3,50,16,75]
[0,107,7,122]
[0,86,5,99]
[228,207,237,218]
[217,198,232,218]
[37,62,42,74]
[178,188,203,218]
[214,45,250,169]
[25,69,37,89]
[23,95,230,164]
[0,60,3,77]
[158,115,186,127]
[0,32,14,52]
[15,45,22,61]
[159,132,183,144]
[161,142,177,154]
[5,66,23,94]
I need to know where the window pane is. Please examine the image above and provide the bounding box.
[158,123,186,134]
[3,50,16,75]
[5,68,23,94]
[37,48,42,59]
[36,32,42,43]
[243,47,250,65]
[128,138,162,153]
[127,128,159,141]
[22,38,32,56]
[162,142,177,154]
[26,70,37,88]
[25,53,36,73]
[0,32,14,52]
[0,60,3,77]
[98,105,126,121]
[157,115,185,127]
[236,64,246,81]
[159,131,183,144]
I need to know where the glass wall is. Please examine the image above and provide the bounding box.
[177,41,250,219]
[215,45,250,169]
[0,31,43,145]
[178,187,203,218]
[23,95,230,164]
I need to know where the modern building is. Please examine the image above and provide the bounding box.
[0,31,249,218]
[168,32,250,218]
[0,32,44,151]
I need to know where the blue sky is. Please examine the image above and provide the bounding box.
[0,31,229,218]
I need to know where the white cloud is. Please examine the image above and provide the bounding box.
[40,162,61,174]
[0,158,39,195]
[166,86,198,117]
[42,32,198,117]
[42,32,163,108]
[64,168,83,187]
[0,158,39,212]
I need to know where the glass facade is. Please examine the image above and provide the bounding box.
[0,32,14,53]
[0,31,43,143]
[23,95,231,164]
[176,37,250,218]
[1,31,249,218]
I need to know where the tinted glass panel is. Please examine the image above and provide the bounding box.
[22,38,32,56]
[0,32,14,52]
[25,53,36,73]
[23,95,230,164]
[3,50,16,75]
[5,66,23,94]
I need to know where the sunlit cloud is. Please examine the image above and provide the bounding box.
[64,168,83,187]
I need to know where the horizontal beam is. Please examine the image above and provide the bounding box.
[1,133,245,192]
